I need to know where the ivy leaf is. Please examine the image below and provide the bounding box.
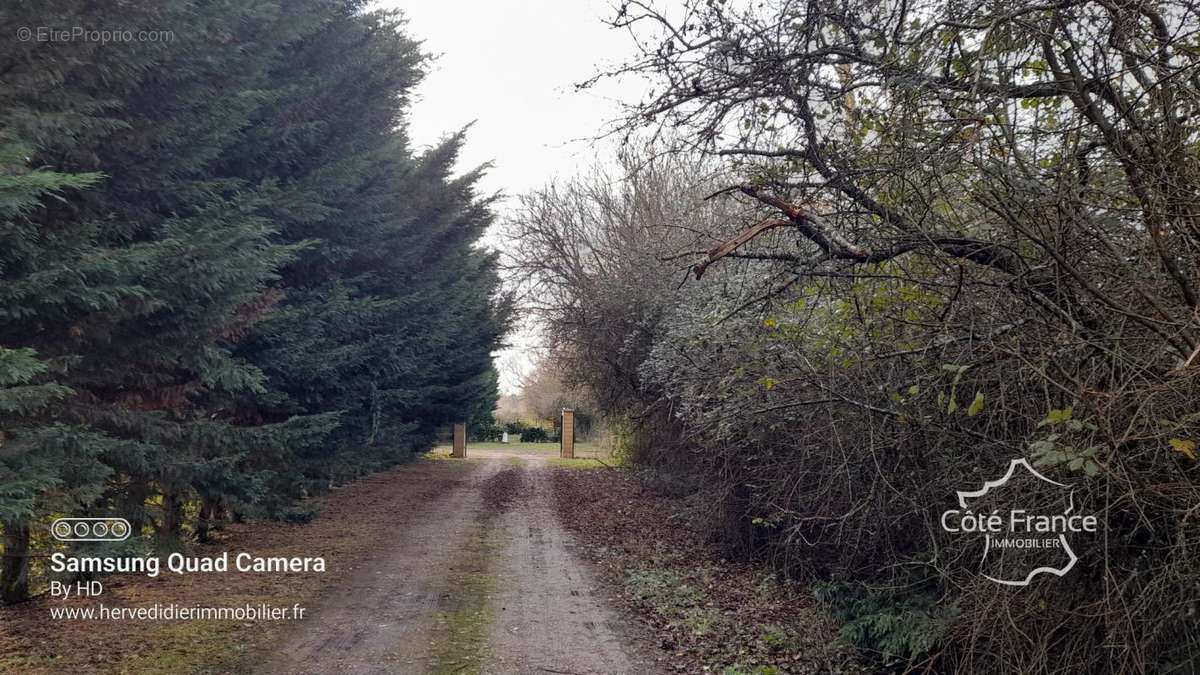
[1169,438,1197,461]
[1038,407,1074,427]
[966,392,985,417]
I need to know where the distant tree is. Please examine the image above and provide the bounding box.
[506,148,734,461]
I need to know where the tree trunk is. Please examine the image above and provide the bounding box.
[195,496,224,543]
[124,478,150,537]
[1,520,31,605]
[157,489,185,550]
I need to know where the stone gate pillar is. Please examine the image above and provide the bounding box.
[452,422,466,458]
[560,409,574,459]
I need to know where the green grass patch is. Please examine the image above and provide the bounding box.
[430,441,610,459]
[423,452,474,462]
[0,653,61,671]
[545,457,611,470]
[445,440,600,453]
[104,615,296,674]
[407,525,507,675]
[626,568,718,639]
[465,441,563,451]
[627,568,704,609]
[721,666,783,675]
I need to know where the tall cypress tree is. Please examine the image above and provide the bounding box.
[0,0,304,593]
[0,139,115,603]
[227,8,508,493]
[0,1,506,601]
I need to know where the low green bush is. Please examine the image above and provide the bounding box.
[520,427,550,443]
[813,579,957,667]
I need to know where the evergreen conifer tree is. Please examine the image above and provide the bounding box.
[0,0,507,602]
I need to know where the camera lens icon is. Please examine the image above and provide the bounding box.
[50,518,133,542]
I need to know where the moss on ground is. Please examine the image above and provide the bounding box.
[118,619,274,674]
[404,524,507,675]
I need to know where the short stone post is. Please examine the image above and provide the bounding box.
[560,408,574,459]
[452,422,466,458]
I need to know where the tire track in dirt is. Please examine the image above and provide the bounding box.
[411,466,525,674]
[486,460,664,675]
[263,453,662,675]
[262,459,501,675]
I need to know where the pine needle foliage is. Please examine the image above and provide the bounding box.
[0,0,506,602]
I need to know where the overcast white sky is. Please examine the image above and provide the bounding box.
[383,1,641,393]
[393,0,634,195]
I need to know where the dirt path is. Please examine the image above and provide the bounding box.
[262,452,662,675]
[488,461,651,674]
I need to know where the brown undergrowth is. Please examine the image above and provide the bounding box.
[548,467,866,674]
[480,466,526,512]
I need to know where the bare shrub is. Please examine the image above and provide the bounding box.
[577,0,1200,670]
[504,148,739,475]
